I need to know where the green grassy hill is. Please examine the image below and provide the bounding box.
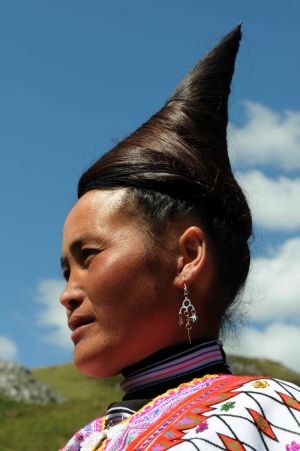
[0,365,122,451]
[1,357,300,451]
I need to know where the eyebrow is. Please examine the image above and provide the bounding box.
[60,234,104,271]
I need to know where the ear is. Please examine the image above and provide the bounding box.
[173,226,207,289]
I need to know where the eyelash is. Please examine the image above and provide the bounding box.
[62,269,70,282]
[81,248,98,267]
[61,248,99,281]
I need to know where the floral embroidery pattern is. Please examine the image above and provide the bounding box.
[80,431,105,450]
[196,420,208,433]
[252,380,269,389]
[220,401,235,412]
[103,375,225,451]
[286,441,300,451]
[62,377,300,451]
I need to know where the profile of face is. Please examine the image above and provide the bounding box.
[60,189,186,377]
[60,189,216,377]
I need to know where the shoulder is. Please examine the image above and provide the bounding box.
[159,375,300,450]
[59,415,105,451]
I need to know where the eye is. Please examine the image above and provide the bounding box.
[81,248,98,267]
[62,268,70,282]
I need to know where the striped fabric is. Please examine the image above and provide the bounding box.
[121,339,227,396]
[105,398,149,428]
[105,405,136,428]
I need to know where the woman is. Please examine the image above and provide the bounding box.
[60,26,300,451]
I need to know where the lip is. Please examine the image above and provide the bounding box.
[68,315,95,331]
[68,315,95,343]
[71,322,94,344]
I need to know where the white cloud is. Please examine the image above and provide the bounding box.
[244,237,300,323]
[224,237,300,371]
[237,170,300,231]
[0,336,18,360]
[226,102,300,371]
[35,279,72,349]
[225,322,300,373]
[229,101,300,171]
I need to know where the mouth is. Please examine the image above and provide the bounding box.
[68,316,95,344]
[68,315,95,332]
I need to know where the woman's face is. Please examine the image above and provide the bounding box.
[60,189,181,377]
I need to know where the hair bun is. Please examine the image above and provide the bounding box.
[78,25,252,323]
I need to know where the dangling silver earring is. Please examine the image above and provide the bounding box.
[178,284,198,344]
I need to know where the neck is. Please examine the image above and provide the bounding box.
[121,338,230,400]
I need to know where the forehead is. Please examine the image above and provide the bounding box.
[63,189,127,241]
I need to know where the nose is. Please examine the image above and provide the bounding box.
[59,284,85,311]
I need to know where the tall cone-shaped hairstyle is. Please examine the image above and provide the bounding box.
[78,25,252,323]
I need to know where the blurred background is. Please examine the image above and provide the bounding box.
[1,0,300,373]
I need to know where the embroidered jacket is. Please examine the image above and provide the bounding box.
[61,374,300,450]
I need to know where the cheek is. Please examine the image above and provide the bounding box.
[86,248,156,316]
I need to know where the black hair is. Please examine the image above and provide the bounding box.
[78,25,252,328]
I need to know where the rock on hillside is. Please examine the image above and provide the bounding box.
[0,360,63,404]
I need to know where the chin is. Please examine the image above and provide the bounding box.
[73,348,122,378]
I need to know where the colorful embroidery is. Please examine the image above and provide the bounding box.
[248,408,276,439]
[219,433,245,451]
[101,375,225,451]
[62,417,105,451]
[220,401,235,411]
[195,419,208,432]
[62,375,300,451]
[80,432,105,450]
[129,377,300,450]
[279,392,300,410]
[252,379,269,388]
[286,441,300,451]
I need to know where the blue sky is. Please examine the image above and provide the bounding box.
[1,0,300,370]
